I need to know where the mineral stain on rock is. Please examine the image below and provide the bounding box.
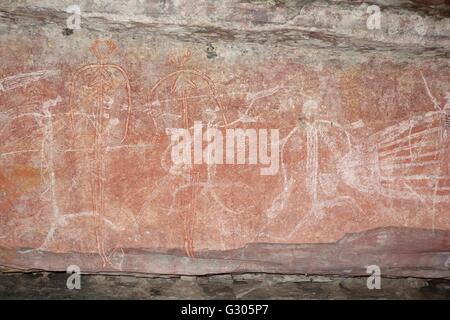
[62,28,74,36]
[206,43,218,59]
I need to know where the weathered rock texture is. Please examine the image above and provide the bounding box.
[0,0,449,277]
[1,272,449,299]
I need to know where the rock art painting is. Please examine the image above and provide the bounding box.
[67,40,132,265]
[0,36,449,274]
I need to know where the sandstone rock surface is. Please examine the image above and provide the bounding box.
[0,0,449,277]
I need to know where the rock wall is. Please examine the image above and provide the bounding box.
[0,0,449,277]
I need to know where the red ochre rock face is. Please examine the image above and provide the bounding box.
[0,29,449,275]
